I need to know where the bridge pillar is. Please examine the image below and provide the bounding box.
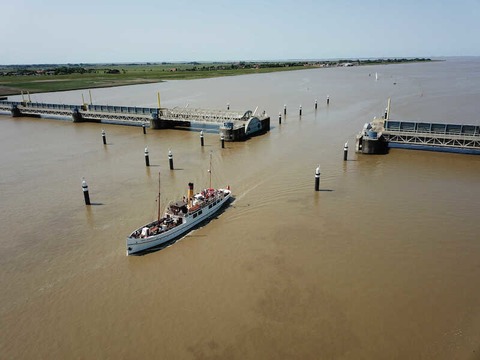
[11,105,22,117]
[150,111,161,129]
[72,108,84,122]
[360,136,388,154]
[150,111,175,129]
[150,118,175,129]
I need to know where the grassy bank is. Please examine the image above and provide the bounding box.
[0,59,432,97]
[0,63,307,96]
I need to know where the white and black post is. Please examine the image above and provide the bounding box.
[221,134,225,149]
[142,123,146,134]
[101,129,106,145]
[278,112,282,124]
[299,105,302,116]
[168,150,174,170]
[144,147,150,167]
[82,177,91,205]
[200,130,204,147]
[315,166,320,191]
[344,142,348,161]
[326,95,330,106]
[284,104,287,115]
[315,99,318,109]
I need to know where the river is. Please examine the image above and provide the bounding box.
[1,58,479,359]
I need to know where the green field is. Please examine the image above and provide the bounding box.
[0,63,308,96]
[0,59,432,97]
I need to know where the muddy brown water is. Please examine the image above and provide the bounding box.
[1,58,479,359]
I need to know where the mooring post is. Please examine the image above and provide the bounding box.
[315,99,318,109]
[326,95,330,106]
[384,108,388,119]
[344,142,348,161]
[227,103,230,110]
[279,112,282,124]
[299,105,302,116]
[221,134,225,149]
[315,166,320,191]
[142,123,146,134]
[284,104,287,115]
[101,129,106,145]
[144,147,150,167]
[168,150,174,170]
[82,177,91,205]
[200,130,204,147]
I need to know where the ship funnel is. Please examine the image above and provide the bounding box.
[187,182,194,206]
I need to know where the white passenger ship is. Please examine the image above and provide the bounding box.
[127,173,231,255]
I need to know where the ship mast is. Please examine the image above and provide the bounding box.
[208,152,212,189]
[157,171,161,222]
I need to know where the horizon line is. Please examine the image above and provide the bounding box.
[0,56,452,67]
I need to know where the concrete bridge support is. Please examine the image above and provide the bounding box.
[150,112,162,130]
[72,108,84,122]
[150,112,178,129]
[10,105,21,117]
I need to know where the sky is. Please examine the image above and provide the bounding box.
[1,0,479,64]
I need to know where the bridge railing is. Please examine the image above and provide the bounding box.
[162,107,248,122]
[0,101,159,115]
[385,121,479,136]
[87,104,157,115]
[0,100,20,107]
[0,100,265,125]
[0,100,79,111]
[24,102,78,111]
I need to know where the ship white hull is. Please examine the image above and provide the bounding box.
[127,191,230,255]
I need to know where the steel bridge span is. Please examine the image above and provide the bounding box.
[0,101,270,140]
[356,118,480,155]
[382,120,480,154]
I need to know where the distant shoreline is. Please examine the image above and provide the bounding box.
[0,58,433,97]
